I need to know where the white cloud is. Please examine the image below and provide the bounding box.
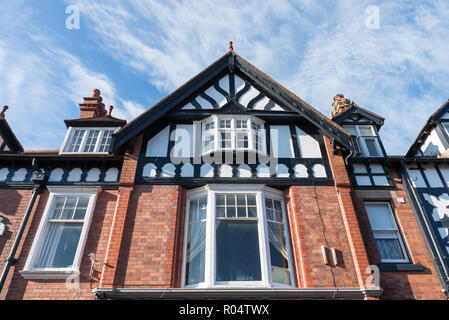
[72,0,449,154]
[2,0,449,154]
[0,4,145,149]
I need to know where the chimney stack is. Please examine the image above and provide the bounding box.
[330,94,353,119]
[78,89,106,118]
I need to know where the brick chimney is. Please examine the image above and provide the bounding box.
[330,94,353,119]
[78,89,107,118]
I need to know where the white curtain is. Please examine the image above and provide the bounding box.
[267,221,288,260]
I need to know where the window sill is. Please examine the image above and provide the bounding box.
[378,263,425,272]
[20,269,79,280]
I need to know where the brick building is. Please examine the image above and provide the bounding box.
[0,50,447,300]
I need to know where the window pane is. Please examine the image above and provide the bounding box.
[216,206,225,217]
[247,206,257,217]
[267,221,291,285]
[227,206,236,217]
[34,223,83,268]
[216,220,261,281]
[344,126,357,135]
[226,194,235,205]
[237,206,246,217]
[66,129,85,152]
[236,195,246,206]
[236,120,247,129]
[266,208,275,221]
[220,132,232,148]
[359,127,374,136]
[204,134,215,152]
[189,199,198,222]
[185,221,206,285]
[236,133,248,148]
[220,120,231,129]
[365,203,396,230]
[247,195,256,206]
[376,238,404,260]
[364,138,380,156]
[83,130,100,152]
[98,130,114,153]
[265,198,273,209]
[216,194,225,206]
[198,197,207,220]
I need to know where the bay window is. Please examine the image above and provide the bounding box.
[201,116,266,154]
[182,185,294,288]
[21,186,99,279]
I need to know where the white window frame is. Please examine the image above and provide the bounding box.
[344,125,384,157]
[181,184,295,289]
[364,202,409,263]
[201,115,266,155]
[20,186,100,279]
[60,127,118,155]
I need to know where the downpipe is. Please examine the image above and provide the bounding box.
[0,159,47,294]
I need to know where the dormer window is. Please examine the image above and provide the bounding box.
[61,127,118,154]
[201,115,265,154]
[345,125,384,157]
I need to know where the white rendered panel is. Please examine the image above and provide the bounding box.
[173,125,195,158]
[294,164,308,178]
[312,164,326,178]
[438,165,449,188]
[422,164,444,188]
[200,164,214,178]
[276,164,290,178]
[270,125,294,158]
[0,168,8,180]
[218,165,233,178]
[180,163,194,177]
[420,130,446,156]
[253,97,270,110]
[237,164,252,178]
[239,87,260,108]
[146,126,170,157]
[296,127,322,158]
[11,168,27,182]
[406,167,427,188]
[143,163,157,177]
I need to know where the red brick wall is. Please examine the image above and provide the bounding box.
[0,189,119,300]
[113,185,185,288]
[285,186,360,288]
[352,167,446,300]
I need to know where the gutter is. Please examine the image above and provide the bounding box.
[92,287,383,300]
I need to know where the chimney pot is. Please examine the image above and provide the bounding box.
[108,105,113,117]
[91,89,101,97]
[228,41,233,52]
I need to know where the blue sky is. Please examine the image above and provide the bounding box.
[1,1,449,155]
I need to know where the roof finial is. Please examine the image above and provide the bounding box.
[107,105,113,117]
[228,41,233,52]
[0,105,8,119]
